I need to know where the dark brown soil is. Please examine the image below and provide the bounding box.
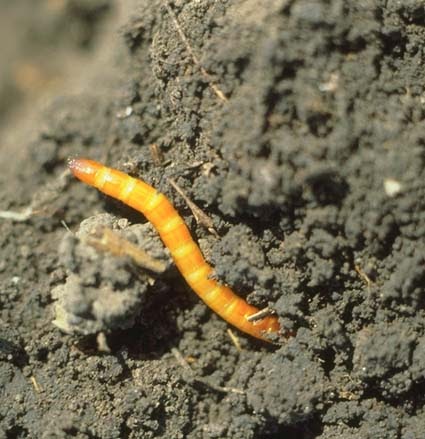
[1,1,425,438]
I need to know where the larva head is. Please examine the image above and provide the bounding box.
[68,157,101,186]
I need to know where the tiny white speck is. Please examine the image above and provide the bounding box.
[384,178,402,197]
[116,106,133,119]
[319,73,339,92]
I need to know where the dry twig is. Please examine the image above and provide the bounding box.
[163,0,228,102]
[246,307,274,322]
[85,225,166,274]
[168,177,219,237]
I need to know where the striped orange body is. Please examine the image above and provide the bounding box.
[68,158,281,341]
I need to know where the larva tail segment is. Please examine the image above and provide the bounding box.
[68,157,284,342]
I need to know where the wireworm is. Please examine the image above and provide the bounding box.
[68,158,281,341]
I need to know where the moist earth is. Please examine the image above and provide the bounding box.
[1,1,425,438]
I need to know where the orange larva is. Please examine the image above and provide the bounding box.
[68,158,281,342]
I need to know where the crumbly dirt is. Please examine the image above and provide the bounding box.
[1,1,425,438]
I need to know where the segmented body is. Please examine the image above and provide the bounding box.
[68,158,281,341]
